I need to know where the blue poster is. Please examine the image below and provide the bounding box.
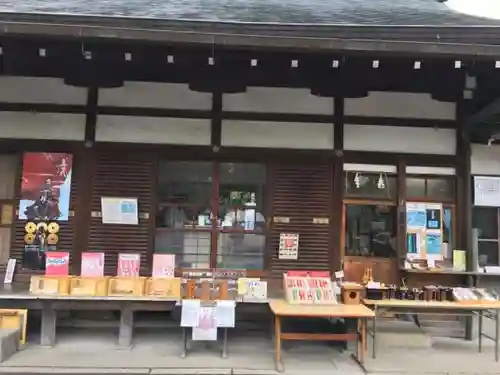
[426,233,442,255]
[426,209,441,230]
[406,204,426,229]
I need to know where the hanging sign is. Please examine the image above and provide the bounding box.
[45,251,70,276]
[117,253,141,277]
[279,233,299,260]
[81,252,105,277]
[101,197,138,225]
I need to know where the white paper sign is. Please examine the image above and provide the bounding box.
[279,233,299,260]
[216,300,236,328]
[474,176,500,207]
[181,300,200,327]
[101,197,139,225]
[4,259,16,284]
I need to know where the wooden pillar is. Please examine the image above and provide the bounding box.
[71,87,97,275]
[456,99,474,339]
[396,159,407,282]
[331,97,344,272]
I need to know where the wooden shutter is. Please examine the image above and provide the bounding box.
[268,163,333,276]
[87,150,155,275]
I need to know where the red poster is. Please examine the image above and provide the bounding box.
[81,252,105,277]
[152,254,175,277]
[45,252,69,276]
[18,153,73,222]
[117,253,140,277]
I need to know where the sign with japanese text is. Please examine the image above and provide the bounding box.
[117,253,140,277]
[284,272,336,305]
[278,233,299,260]
[81,252,105,277]
[45,251,69,276]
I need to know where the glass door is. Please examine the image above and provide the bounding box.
[155,161,268,272]
[155,161,214,269]
[214,163,267,271]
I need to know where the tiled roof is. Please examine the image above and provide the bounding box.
[0,0,498,25]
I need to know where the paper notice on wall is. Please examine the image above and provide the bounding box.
[181,299,200,327]
[152,254,175,277]
[474,176,500,207]
[216,300,236,328]
[101,197,139,225]
[117,253,140,277]
[81,252,105,277]
[279,233,299,260]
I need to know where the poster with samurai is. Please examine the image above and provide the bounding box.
[18,153,73,222]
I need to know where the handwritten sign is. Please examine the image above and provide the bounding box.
[284,273,336,305]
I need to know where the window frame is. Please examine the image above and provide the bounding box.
[473,206,500,267]
[154,160,268,275]
[343,171,398,203]
[341,200,398,259]
[405,174,455,203]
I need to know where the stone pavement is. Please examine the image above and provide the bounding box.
[0,322,499,375]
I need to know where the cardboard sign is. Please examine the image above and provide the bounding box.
[284,273,336,305]
[152,254,175,277]
[45,252,70,276]
[117,253,140,277]
[81,252,105,277]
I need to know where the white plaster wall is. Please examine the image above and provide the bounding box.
[223,87,333,114]
[96,116,211,145]
[221,120,334,149]
[406,166,456,175]
[345,92,456,120]
[99,82,211,109]
[344,164,397,173]
[0,112,85,140]
[344,125,456,155]
[0,77,87,105]
[471,144,500,175]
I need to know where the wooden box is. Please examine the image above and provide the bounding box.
[0,309,27,345]
[341,283,364,305]
[108,277,146,297]
[29,276,72,295]
[145,278,181,299]
[70,277,109,297]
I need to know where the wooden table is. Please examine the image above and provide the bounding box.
[363,299,500,361]
[268,299,375,372]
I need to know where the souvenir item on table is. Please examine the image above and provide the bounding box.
[340,282,364,304]
[453,287,479,303]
